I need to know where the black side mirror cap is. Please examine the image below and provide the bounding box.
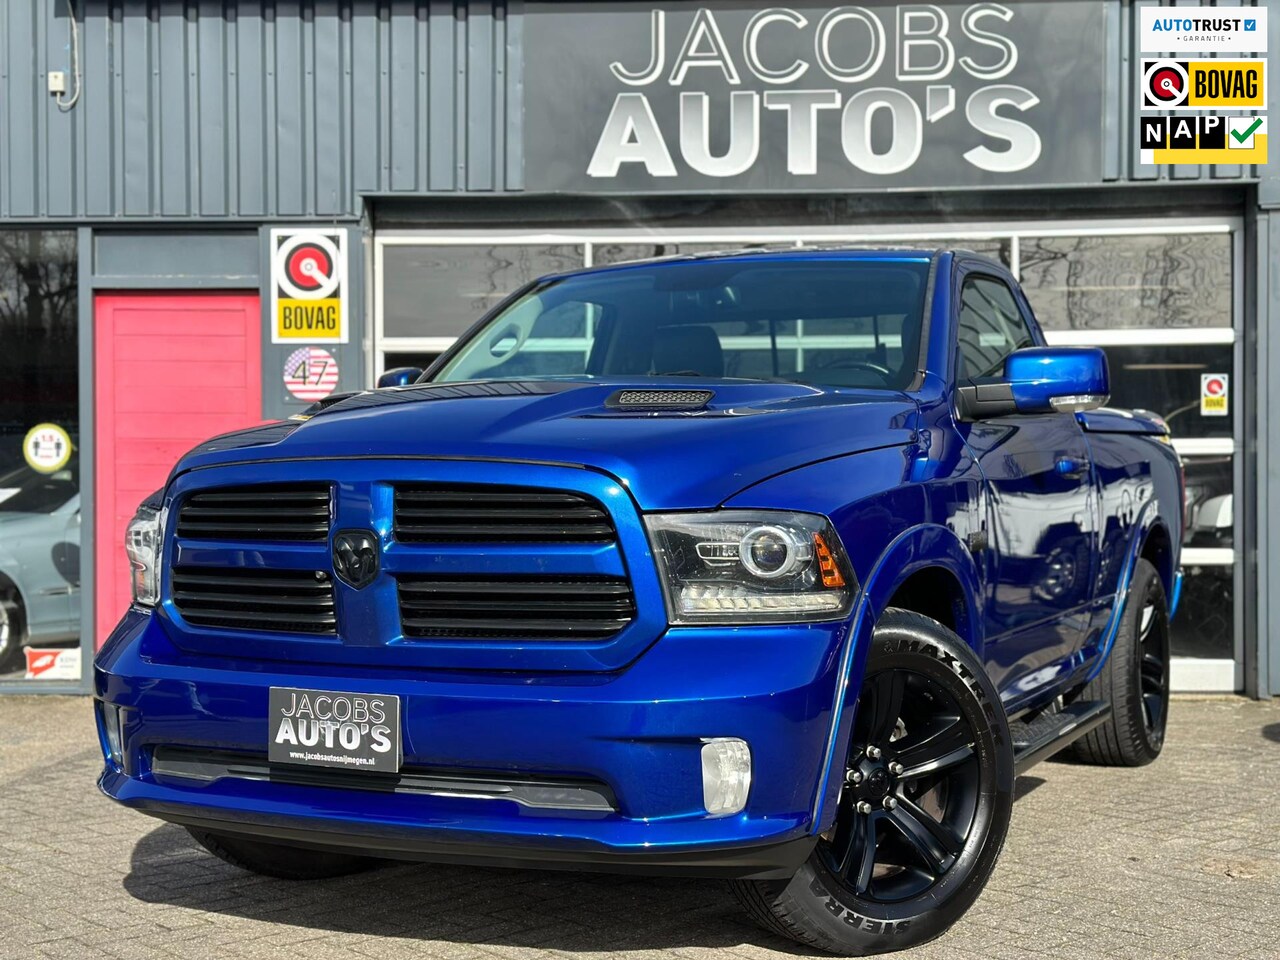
[377,366,423,389]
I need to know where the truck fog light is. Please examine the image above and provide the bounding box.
[701,737,751,816]
[97,701,125,769]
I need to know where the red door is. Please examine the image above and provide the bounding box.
[94,292,262,646]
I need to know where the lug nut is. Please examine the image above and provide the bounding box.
[889,762,904,775]
[846,769,863,785]
[856,801,873,814]
[866,745,882,760]
[882,797,898,811]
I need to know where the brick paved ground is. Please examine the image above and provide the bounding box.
[1,695,1278,960]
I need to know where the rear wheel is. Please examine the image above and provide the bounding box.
[732,609,1014,955]
[1072,558,1169,766]
[187,828,381,880]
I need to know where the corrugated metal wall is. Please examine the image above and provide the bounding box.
[1,0,523,220]
[0,0,1265,221]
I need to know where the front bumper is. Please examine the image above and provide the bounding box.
[95,609,849,879]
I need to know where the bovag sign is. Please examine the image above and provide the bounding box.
[524,1,1105,192]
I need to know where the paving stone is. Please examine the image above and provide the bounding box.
[1,695,1278,960]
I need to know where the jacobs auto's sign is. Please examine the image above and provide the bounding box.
[525,1,1105,192]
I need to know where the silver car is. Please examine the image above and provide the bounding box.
[0,464,80,673]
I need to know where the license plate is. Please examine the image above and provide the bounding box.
[267,687,402,773]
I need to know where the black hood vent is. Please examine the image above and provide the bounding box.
[606,389,714,411]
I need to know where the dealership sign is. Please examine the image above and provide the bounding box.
[525,1,1105,192]
[270,228,349,344]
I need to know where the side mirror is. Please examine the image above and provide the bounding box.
[376,366,423,389]
[958,346,1109,420]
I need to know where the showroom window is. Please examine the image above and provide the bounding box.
[375,220,1240,691]
[0,230,81,685]
[1019,228,1239,690]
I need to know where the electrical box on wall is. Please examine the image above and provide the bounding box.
[47,71,66,94]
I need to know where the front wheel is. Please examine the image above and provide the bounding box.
[732,609,1014,956]
[0,590,25,674]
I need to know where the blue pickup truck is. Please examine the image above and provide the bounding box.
[96,248,1183,955]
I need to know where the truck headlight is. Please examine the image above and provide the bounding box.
[125,504,164,606]
[644,511,855,624]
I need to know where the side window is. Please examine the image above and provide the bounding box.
[956,275,1035,381]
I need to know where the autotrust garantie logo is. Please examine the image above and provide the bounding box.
[332,530,380,589]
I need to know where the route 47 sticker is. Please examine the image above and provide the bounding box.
[284,346,341,402]
[1201,373,1228,417]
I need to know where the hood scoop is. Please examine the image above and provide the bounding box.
[606,388,714,411]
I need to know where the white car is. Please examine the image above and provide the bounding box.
[0,464,80,673]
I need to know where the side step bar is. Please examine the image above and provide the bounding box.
[1010,700,1111,775]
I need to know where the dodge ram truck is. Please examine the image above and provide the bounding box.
[96,248,1184,955]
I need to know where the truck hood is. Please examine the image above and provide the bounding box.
[174,379,918,509]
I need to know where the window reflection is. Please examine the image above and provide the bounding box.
[0,230,80,681]
[381,245,584,338]
[1020,234,1231,330]
[1171,567,1233,659]
[1097,344,1233,439]
[1183,456,1233,550]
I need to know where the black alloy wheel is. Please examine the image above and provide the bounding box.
[732,609,1014,955]
[817,668,981,903]
[1073,558,1169,767]
[1135,573,1170,745]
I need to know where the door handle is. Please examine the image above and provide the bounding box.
[1055,456,1089,479]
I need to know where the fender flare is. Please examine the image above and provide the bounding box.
[1086,500,1171,682]
[809,523,984,834]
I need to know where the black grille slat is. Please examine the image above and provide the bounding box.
[395,506,604,521]
[167,572,331,592]
[393,484,616,544]
[177,484,332,543]
[173,591,335,609]
[399,580,633,598]
[398,576,635,641]
[173,568,336,635]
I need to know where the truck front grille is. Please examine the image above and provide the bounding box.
[397,576,635,640]
[175,484,331,542]
[172,568,337,634]
[393,484,615,543]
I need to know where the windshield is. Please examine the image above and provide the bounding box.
[431,257,932,391]
[0,460,79,513]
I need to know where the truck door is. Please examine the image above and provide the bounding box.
[952,270,1098,702]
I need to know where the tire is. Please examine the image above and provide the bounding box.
[1072,558,1169,766]
[187,828,382,880]
[732,609,1014,956]
[0,589,26,674]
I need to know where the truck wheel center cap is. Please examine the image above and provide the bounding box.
[865,768,891,798]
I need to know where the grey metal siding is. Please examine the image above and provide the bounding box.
[0,0,1268,222]
[3,0,522,220]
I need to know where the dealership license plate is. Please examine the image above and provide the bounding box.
[267,687,402,774]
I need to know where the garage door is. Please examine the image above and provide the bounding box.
[94,292,262,646]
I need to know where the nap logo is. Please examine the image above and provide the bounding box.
[1139,115,1267,165]
[1141,59,1266,110]
[270,228,348,344]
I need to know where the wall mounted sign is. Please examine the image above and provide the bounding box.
[524,1,1106,192]
[23,423,73,474]
[270,229,348,344]
[1140,59,1266,111]
[283,346,341,402]
[1201,373,1229,417]
[25,648,81,681]
[1138,6,1267,55]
